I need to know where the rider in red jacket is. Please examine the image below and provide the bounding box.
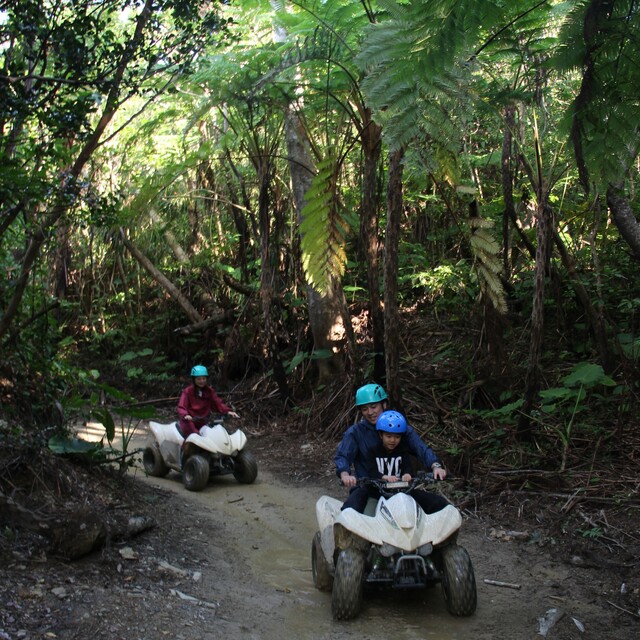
[177,365,239,438]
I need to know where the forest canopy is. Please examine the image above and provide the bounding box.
[1,0,639,470]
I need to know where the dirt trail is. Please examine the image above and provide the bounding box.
[130,461,630,640]
[2,424,636,640]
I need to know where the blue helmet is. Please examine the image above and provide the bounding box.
[191,365,208,377]
[355,383,388,406]
[376,410,407,434]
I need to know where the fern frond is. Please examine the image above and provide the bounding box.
[467,211,507,314]
[299,156,350,293]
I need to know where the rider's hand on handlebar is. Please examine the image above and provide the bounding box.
[382,474,412,482]
[340,472,357,488]
[184,415,193,421]
[227,411,240,419]
[432,466,447,480]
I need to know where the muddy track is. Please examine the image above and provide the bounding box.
[1,425,637,640]
[129,460,634,640]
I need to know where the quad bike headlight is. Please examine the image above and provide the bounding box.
[379,542,402,557]
[417,543,433,556]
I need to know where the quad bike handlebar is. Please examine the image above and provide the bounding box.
[356,471,443,497]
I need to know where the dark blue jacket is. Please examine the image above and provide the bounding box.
[334,418,441,479]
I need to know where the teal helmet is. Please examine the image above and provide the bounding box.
[191,365,208,377]
[355,383,388,406]
[376,410,407,434]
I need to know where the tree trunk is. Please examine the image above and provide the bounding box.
[518,200,553,441]
[552,229,614,373]
[0,492,155,561]
[501,105,516,279]
[360,108,385,382]
[148,209,189,265]
[119,229,204,325]
[384,148,405,409]
[607,183,640,260]
[284,104,352,384]
[257,165,291,404]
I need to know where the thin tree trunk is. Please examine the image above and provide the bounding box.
[360,109,385,382]
[607,183,640,260]
[118,229,203,325]
[518,200,553,441]
[552,229,614,373]
[114,249,134,318]
[501,106,516,279]
[148,209,189,265]
[384,148,405,410]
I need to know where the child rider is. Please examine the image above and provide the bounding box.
[341,409,450,514]
[177,365,239,439]
[334,383,447,489]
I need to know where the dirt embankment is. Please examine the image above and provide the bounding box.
[1,428,639,640]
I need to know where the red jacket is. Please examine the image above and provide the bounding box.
[177,384,232,432]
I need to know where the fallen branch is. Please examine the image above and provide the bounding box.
[606,600,640,619]
[483,578,521,590]
[509,490,640,507]
[170,589,219,610]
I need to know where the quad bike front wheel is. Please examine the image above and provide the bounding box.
[311,531,334,592]
[142,442,170,478]
[331,548,365,620]
[232,449,258,484]
[183,454,210,491]
[439,543,477,616]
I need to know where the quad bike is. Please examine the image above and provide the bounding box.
[312,474,477,620]
[142,417,258,491]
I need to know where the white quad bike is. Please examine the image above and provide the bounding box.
[312,474,477,620]
[142,418,258,491]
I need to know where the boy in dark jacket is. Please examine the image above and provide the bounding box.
[341,410,449,515]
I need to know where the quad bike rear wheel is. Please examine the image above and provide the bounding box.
[142,442,170,478]
[311,531,334,592]
[331,548,365,620]
[439,543,477,616]
[183,454,209,491]
[232,449,258,484]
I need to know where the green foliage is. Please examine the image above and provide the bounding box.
[552,0,640,187]
[578,526,604,540]
[52,380,156,475]
[117,349,174,384]
[48,435,105,457]
[357,0,511,151]
[300,156,350,293]
[480,362,618,469]
[282,349,333,376]
[468,213,507,314]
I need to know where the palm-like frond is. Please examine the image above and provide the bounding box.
[552,0,640,187]
[469,215,508,314]
[299,155,349,293]
[359,0,562,153]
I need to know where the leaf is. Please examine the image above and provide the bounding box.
[91,408,116,443]
[310,349,333,360]
[48,435,102,455]
[539,387,572,401]
[563,363,616,389]
[299,155,349,293]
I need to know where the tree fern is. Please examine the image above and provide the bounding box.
[468,212,508,314]
[552,0,640,189]
[299,155,349,293]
